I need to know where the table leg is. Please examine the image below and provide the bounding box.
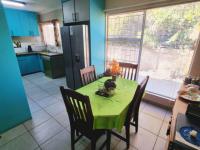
[106,130,111,150]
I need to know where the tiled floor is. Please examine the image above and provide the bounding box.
[0,72,171,150]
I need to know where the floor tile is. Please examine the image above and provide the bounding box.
[38,82,57,90]
[24,72,44,80]
[0,125,27,146]
[25,87,43,95]
[54,111,70,129]
[114,140,137,150]
[44,101,66,117]
[52,78,66,86]
[24,110,51,130]
[159,122,168,140]
[52,93,63,101]
[77,134,119,150]
[30,77,53,86]
[139,101,147,112]
[22,78,31,85]
[164,111,172,123]
[142,103,167,120]
[23,80,37,89]
[153,137,167,150]
[43,86,61,96]
[139,113,163,135]
[0,132,39,150]
[40,130,72,150]
[30,118,63,144]
[129,127,157,150]
[36,96,59,108]
[28,100,42,114]
[28,91,50,102]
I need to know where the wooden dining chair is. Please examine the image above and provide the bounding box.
[119,62,138,80]
[60,86,108,150]
[80,65,97,86]
[110,76,149,149]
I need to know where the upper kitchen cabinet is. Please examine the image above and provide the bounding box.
[62,0,89,24]
[4,8,39,37]
[75,0,89,22]
[62,0,75,23]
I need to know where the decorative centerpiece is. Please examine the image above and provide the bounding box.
[104,60,121,81]
[104,79,116,95]
[96,60,120,97]
[95,79,116,97]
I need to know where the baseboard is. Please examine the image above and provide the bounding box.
[143,92,175,110]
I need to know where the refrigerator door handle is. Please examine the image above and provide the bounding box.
[72,13,76,22]
[75,54,80,63]
[69,26,73,36]
[75,12,79,22]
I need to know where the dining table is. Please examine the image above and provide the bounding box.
[76,76,138,131]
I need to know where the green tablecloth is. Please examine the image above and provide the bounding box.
[76,77,138,131]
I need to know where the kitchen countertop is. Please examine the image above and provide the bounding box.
[16,50,63,57]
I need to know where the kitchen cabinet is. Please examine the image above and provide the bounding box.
[63,0,75,23]
[17,52,64,77]
[41,55,65,79]
[62,0,89,24]
[75,0,89,22]
[4,8,39,36]
[17,55,42,75]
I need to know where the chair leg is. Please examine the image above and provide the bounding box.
[134,114,139,133]
[125,125,130,149]
[91,138,96,150]
[76,130,79,136]
[106,130,111,150]
[71,129,75,150]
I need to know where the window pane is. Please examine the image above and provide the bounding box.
[42,23,56,46]
[106,2,200,99]
[139,2,200,99]
[106,12,145,67]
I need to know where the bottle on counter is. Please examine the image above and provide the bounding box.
[184,76,192,85]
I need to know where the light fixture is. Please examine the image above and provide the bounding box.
[2,0,26,7]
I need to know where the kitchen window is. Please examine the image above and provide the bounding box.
[40,20,61,46]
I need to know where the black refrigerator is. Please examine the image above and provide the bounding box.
[61,25,90,89]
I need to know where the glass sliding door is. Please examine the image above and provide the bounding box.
[106,2,200,99]
[106,11,145,67]
[139,2,200,99]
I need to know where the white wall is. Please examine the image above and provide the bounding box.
[40,8,63,26]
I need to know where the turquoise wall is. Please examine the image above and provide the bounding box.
[90,0,105,74]
[0,3,31,133]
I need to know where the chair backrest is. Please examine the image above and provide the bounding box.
[60,86,94,130]
[119,62,138,80]
[125,76,149,125]
[80,65,96,86]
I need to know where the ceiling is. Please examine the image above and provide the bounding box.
[3,0,62,14]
